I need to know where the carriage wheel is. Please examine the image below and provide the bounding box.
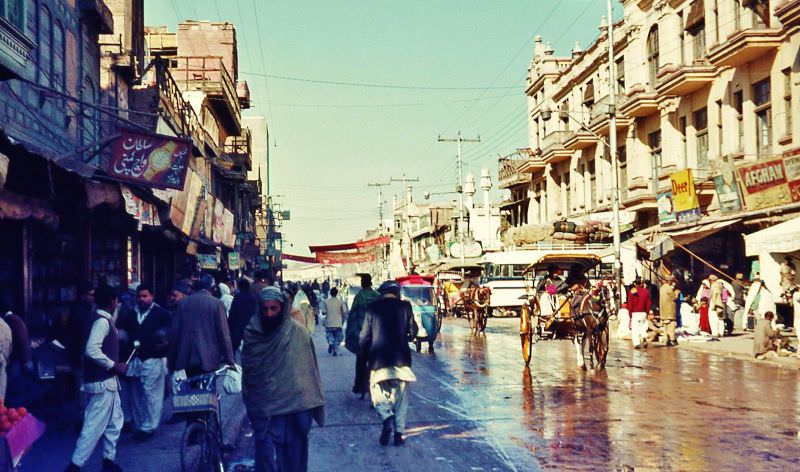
[594,325,610,370]
[521,333,533,366]
[519,301,537,366]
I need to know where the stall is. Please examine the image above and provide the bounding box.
[744,216,800,297]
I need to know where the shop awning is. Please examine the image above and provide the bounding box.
[637,218,741,260]
[744,216,800,256]
[685,0,705,31]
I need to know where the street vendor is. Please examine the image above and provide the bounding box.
[754,311,781,359]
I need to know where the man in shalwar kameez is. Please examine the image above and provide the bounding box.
[359,281,418,446]
[242,287,325,472]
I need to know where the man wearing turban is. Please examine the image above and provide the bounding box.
[242,286,325,472]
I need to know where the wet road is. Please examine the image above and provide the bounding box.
[422,317,800,471]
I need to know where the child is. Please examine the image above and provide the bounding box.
[698,297,712,335]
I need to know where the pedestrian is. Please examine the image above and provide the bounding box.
[250,270,269,296]
[242,286,325,472]
[359,281,418,446]
[1,303,33,392]
[709,276,726,338]
[698,297,712,335]
[64,285,126,472]
[116,283,170,442]
[754,311,781,359]
[323,287,346,356]
[614,302,631,339]
[731,273,747,331]
[322,279,330,297]
[743,276,777,331]
[218,281,234,316]
[628,280,652,349]
[66,284,96,372]
[290,287,315,334]
[645,312,662,345]
[228,278,259,354]
[165,280,192,316]
[780,257,796,293]
[659,276,680,346]
[681,296,699,332]
[169,274,236,377]
[345,274,380,398]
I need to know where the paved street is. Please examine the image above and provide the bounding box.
[19,315,800,471]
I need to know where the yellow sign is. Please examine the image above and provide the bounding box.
[669,169,701,223]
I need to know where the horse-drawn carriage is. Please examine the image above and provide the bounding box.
[519,254,613,370]
[435,263,490,335]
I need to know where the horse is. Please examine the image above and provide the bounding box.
[569,286,612,370]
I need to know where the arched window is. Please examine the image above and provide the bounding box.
[81,76,99,145]
[646,26,659,88]
[39,5,52,86]
[53,21,65,91]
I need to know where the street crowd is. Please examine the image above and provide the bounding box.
[613,259,800,359]
[1,271,418,472]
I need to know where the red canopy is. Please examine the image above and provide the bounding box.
[308,235,390,253]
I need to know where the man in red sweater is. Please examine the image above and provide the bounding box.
[628,280,653,348]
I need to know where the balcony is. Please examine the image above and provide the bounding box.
[237,81,251,110]
[169,56,242,135]
[619,85,659,117]
[0,16,36,81]
[498,154,535,189]
[563,130,597,151]
[588,95,632,136]
[656,63,717,96]
[707,28,783,67]
[776,0,800,28]
[79,0,114,34]
[541,131,573,164]
[224,128,253,173]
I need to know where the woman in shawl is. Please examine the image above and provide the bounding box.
[218,282,234,316]
[291,288,315,333]
[242,286,325,472]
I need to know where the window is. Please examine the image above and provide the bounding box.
[753,79,772,156]
[647,26,660,87]
[615,57,625,95]
[81,77,99,146]
[618,146,627,200]
[716,100,723,155]
[747,0,770,28]
[39,6,52,87]
[1,0,24,31]
[679,116,688,167]
[53,22,65,92]
[712,0,719,43]
[678,11,685,64]
[734,0,741,31]
[784,68,793,137]
[649,130,662,193]
[690,23,706,61]
[563,173,571,214]
[588,159,597,207]
[695,108,709,171]
[733,90,744,151]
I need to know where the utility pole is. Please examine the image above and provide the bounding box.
[438,131,480,268]
[606,0,623,303]
[390,175,419,273]
[367,182,390,233]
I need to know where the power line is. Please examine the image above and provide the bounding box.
[238,70,522,90]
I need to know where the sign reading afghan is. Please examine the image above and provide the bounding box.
[107,130,191,190]
[735,158,791,210]
[657,192,676,225]
[669,169,701,224]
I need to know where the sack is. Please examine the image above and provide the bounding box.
[221,365,242,394]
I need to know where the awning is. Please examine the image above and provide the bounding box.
[499,198,526,209]
[744,216,800,256]
[636,218,741,260]
[582,81,595,104]
[685,0,705,31]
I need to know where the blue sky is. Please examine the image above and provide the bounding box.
[146,0,621,254]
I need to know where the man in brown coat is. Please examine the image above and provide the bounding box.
[169,274,235,376]
[659,276,680,346]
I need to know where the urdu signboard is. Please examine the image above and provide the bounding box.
[107,130,191,190]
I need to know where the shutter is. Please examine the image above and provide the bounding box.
[582,81,595,104]
[684,0,705,31]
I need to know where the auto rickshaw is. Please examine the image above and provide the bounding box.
[397,275,440,353]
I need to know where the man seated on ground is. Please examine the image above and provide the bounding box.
[645,312,663,346]
[754,311,781,359]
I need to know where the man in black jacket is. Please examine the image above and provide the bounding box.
[228,278,259,353]
[117,283,170,442]
[359,281,418,446]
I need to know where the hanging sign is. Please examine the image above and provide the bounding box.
[121,186,161,228]
[170,170,203,236]
[669,169,701,223]
[198,254,218,269]
[657,191,677,225]
[107,130,191,190]
[315,251,376,264]
[228,252,241,270]
[735,158,791,210]
[782,149,800,202]
[222,209,235,248]
[712,160,743,214]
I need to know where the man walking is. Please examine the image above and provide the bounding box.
[169,274,235,377]
[323,287,346,356]
[359,281,418,446]
[345,274,380,398]
[228,278,259,354]
[628,279,652,349]
[65,285,126,472]
[659,276,680,346]
[242,286,325,472]
[165,280,191,316]
[116,284,170,442]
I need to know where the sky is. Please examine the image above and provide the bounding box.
[145,0,623,255]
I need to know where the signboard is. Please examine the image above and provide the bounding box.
[782,150,800,202]
[713,161,743,214]
[669,169,701,223]
[170,170,203,236]
[735,158,791,210]
[280,211,291,221]
[107,130,191,190]
[448,239,483,259]
[228,252,241,270]
[198,254,218,269]
[121,186,161,228]
[315,251,376,264]
[212,199,225,244]
[657,192,676,225]
[222,209,235,248]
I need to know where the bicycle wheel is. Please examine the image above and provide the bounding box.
[181,421,206,472]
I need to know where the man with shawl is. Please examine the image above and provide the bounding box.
[359,281,417,446]
[345,274,380,398]
[290,287,315,334]
[243,286,325,472]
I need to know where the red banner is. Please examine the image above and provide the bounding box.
[107,130,191,190]
[308,235,390,253]
[282,253,318,264]
[315,251,376,264]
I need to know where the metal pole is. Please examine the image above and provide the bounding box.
[607,0,623,303]
[457,134,465,268]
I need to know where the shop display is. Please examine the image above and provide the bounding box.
[29,232,80,334]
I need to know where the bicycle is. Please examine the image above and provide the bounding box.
[173,366,233,472]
